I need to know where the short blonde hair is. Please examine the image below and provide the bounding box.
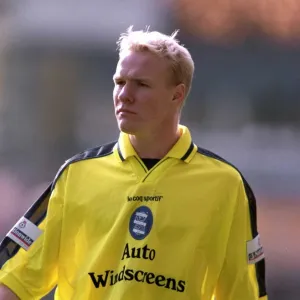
[117,26,195,103]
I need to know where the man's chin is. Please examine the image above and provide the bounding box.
[118,122,138,135]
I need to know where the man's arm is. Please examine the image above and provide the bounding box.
[0,170,66,299]
[215,177,268,300]
[0,284,19,300]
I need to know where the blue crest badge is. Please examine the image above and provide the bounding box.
[129,206,153,240]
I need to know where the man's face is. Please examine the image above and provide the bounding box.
[113,50,181,136]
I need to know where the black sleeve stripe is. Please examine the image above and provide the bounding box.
[0,184,52,268]
[197,147,267,297]
[52,141,117,191]
[256,259,267,297]
[242,179,258,237]
[24,184,52,225]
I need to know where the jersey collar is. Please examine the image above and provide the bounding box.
[115,125,197,163]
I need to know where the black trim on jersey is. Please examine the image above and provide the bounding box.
[0,141,117,269]
[197,147,267,297]
[134,157,148,173]
[117,143,125,161]
[181,141,194,161]
[256,259,267,297]
[142,158,170,182]
[25,184,52,225]
[0,184,52,268]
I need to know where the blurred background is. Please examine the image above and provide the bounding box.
[0,0,299,299]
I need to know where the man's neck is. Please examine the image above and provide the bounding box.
[129,126,181,159]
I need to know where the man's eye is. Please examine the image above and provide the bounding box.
[138,82,148,87]
[115,81,125,86]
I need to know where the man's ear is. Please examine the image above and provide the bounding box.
[173,83,185,105]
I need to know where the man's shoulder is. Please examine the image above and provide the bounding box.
[52,140,117,188]
[195,146,235,167]
[193,145,242,181]
[193,145,257,203]
[65,140,117,165]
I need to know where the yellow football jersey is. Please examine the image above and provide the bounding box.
[0,125,267,300]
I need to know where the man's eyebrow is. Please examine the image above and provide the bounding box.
[113,75,152,82]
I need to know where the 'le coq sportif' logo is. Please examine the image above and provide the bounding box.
[129,206,153,240]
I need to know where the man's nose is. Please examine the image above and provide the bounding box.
[118,84,134,103]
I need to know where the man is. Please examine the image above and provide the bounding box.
[0,27,267,299]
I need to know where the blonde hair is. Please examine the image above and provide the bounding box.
[117,26,195,103]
